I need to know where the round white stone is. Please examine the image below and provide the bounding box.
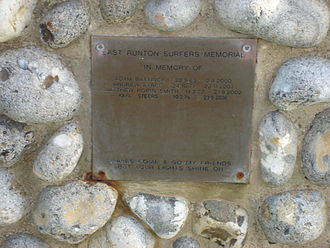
[0,168,28,225]
[33,122,83,183]
[214,0,330,48]
[0,46,82,123]
[145,0,201,31]
[0,0,37,42]
[88,216,155,248]
[0,233,49,248]
[259,111,297,186]
[125,193,189,239]
[40,0,90,48]
[33,180,118,244]
[269,57,330,110]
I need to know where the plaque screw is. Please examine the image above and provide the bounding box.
[236,172,245,179]
[95,43,105,52]
[242,44,252,53]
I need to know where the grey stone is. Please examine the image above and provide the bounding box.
[145,0,201,31]
[0,168,28,225]
[0,0,37,42]
[269,56,330,110]
[194,200,248,248]
[88,216,155,248]
[173,236,200,248]
[0,233,49,248]
[100,0,139,23]
[40,0,90,48]
[302,108,330,185]
[258,111,297,186]
[258,190,327,244]
[33,122,83,183]
[0,46,82,124]
[214,0,330,48]
[125,193,189,239]
[0,115,34,167]
[33,180,118,244]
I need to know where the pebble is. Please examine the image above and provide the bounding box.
[173,236,200,248]
[0,46,82,124]
[269,57,330,110]
[194,200,248,248]
[0,233,49,248]
[33,180,118,244]
[100,0,139,23]
[258,190,327,244]
[145,0,201,31]
[124,193,189,239]
[0,168,28,225]
[302,108,330,185]
[0,0,37,42]
[0,115,34,167]
[258,111,297,186]
[89,216,155,248]
[214,0,330,48]
[33,122,83,183]
[40,0,90,48]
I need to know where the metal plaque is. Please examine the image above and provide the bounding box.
[91,36,256,183]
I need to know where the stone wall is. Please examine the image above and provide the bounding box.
[0,0,329,247]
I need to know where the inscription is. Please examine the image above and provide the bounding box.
[92,36,256,182]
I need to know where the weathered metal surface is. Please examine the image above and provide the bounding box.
[91,36,256,183]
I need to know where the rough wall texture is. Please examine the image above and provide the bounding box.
[0,0,329,247]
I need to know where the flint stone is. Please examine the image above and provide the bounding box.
[259,111,297,186]
[302,108,330,185]
[194,200,248,248]
[125,193,189,239]
[0,115,34,167]
[173,236,201,248]
[40,0,90,48]
[0,46,82,124]
[214,0,330,48]
[100,0,139,23]
[145,0,201,31]
[0,168,28,225]
[33,180,118,244]
[269,56,330,110]
[0,233,49,248]
[88,216,155,248]
[33,122,83,183]
[0,0,37,42]
[258,190,327,244]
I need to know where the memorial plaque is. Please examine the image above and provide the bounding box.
[91,36,256,183]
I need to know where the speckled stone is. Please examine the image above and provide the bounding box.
[302,108,330,185]
[214,0,330,48]
[194,200,248,248]
[0,0,37,42]
[0,233,49,248]
[100,0,139,23]
[125,193,189,239]
[33,122,83,183]
[258,111,297,186]
[0,115,34,167]
[258,190,327,244]
[0,168,28,226]
[40,0,90,48]
[145,0,201,31]
[88,216,155,248]
[33,180,118,244]
[173,236,200,248]
[269,57,330,110]
[0,46,82,123]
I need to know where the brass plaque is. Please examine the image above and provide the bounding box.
[91,36,256,183]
